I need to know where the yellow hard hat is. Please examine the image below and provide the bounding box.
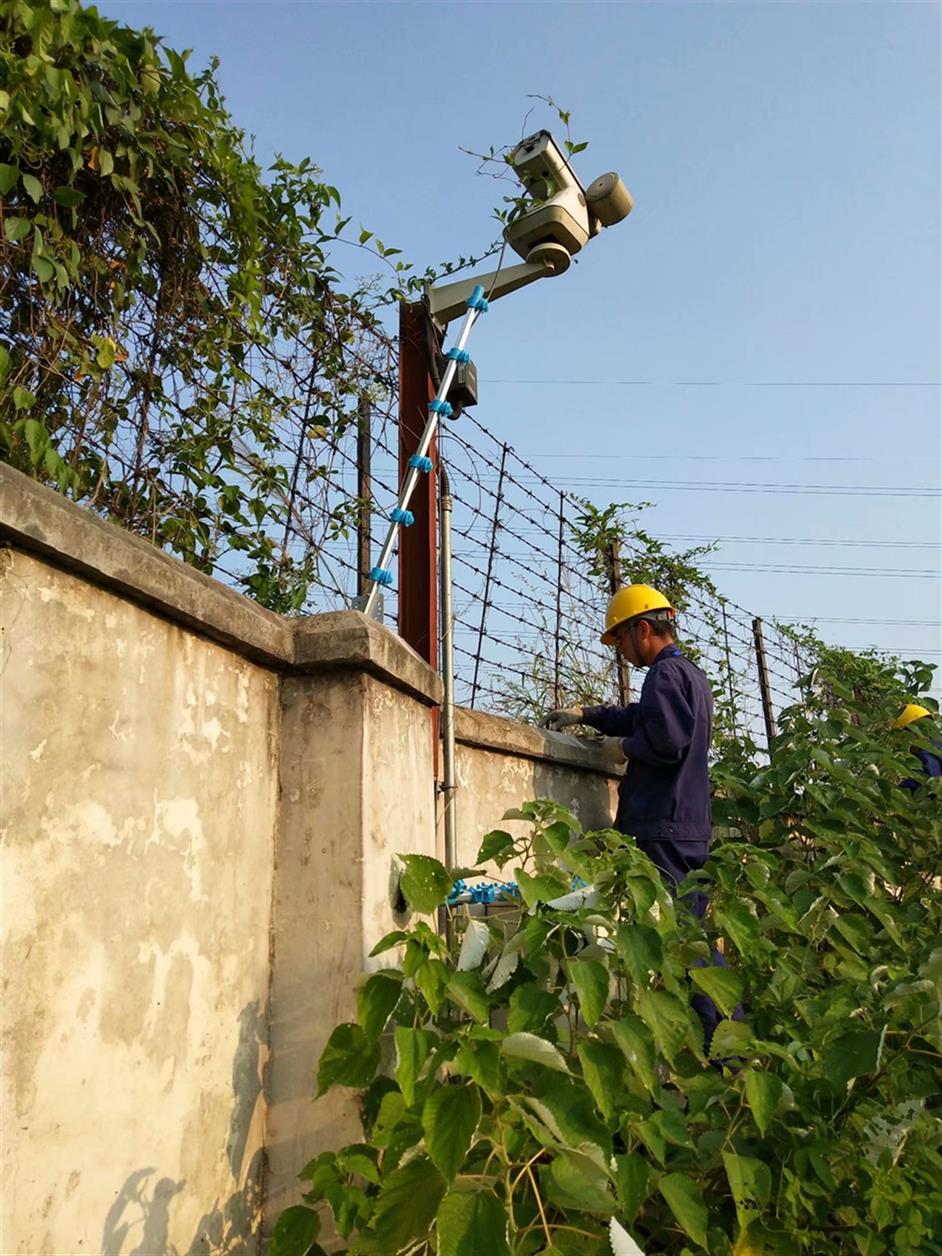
[601,584,674,645]
[893,703,933,730]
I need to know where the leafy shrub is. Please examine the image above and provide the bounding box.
[273,671,941,1255]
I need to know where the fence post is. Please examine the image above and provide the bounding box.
[471,443,507,707]
[608,539,631,705]
[356,396,372,599]
[752,616,777,749]
[554,491,564,706]
[721,602,737,731]
[397,301,438,669]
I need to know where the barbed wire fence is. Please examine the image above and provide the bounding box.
[277,392,813,749]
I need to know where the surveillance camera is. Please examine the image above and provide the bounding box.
[503,130,633,264]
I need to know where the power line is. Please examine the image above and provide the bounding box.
[483,378,942,388]
[702,561,941,579]
[472,474,940,498]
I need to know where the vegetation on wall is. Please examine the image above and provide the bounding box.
[273,654,940,1255]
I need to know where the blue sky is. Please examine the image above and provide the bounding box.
[103,0,941,688]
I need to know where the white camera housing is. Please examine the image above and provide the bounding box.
[503,130,633,262]
[426,129,633,326]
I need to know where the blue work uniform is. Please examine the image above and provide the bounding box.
[583,644,729,1049]
[902,737,942,793]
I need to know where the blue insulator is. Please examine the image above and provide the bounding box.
[369,566,393,587]
[429,399,453,417]
[408,454,434,473]
[446,348,471,364]
[390,508,414,526]
[466,285,489,312]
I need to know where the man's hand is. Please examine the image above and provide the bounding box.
[601,736,627,767]
[543,706,585,731]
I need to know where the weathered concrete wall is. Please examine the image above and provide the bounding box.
[453,707,620,867]
[1,464,619,1252]
[266,623,441,1226]
[2,548,280,1256]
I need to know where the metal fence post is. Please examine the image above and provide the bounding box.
[356,396,371,599]
[721,601,737,731]
[608,539,631,706]
[471,443,507,707]
[752,616,778,749]
[554,491,564,706]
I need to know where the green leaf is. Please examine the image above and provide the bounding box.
[31,256,54,283]
[0,344,8,385]
[613,1153,651,1223]
[711,1018,754,1058]
[53,186,85,208]
[568,958,609,1027]
[356,969,402,1041]
[689,966,743,1018]
[454,1037,502,1096]
[500,1032,570,1074]
[422,1084,481,1180]
[415,957,449,1014]
[715,901,761,956]
[722,1151,772,1231]
[525,1084,610,1155]
[13,387,36,412]
[823,1025,885,1087]
[394,1025,434,1106]
[316,1023,380,1096]
[0,164,19,195]
[611,1014,657,1093]
[436,1189,510,1256]
[21,173,42,204]
[98,148,114,177]
[507,982,558,1033]
[516,867,569,907]
[658,1172,709,1249]
[637,989,691,1064]
[456,917,490,971]
[4,217,31,243]
[577,1040,625,1121]
[398,853,452,913]
[475,829,515,865]
[365,1156,445,1251]
[743,1069,783,1136]
[616,924,663,987]
[369,929,409,956]
[545,1149,615,1215]
[270,1205,320,1256]
[23,418,48,465]
[447,970,489,1024]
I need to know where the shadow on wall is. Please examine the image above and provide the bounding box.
[100,1002,268,1256]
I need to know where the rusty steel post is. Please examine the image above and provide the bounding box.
[397,301,438,671]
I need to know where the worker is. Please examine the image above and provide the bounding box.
[893,703,942,791]
[543,583,727,1052]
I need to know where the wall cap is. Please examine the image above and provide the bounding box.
[454,705,622,777]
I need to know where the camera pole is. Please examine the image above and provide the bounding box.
[397,301,438,670]
[360,286,488,632]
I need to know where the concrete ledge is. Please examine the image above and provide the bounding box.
[0,465,443,706]
[293,611,442,707]
[1,463,294,668]
[454,705,621,777]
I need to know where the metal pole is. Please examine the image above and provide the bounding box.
[608,539,631,706]
[554,490,564,706]
[356,396,372,599]
[396,301,438,668]
[721,602,737,731]
[752,616,777,750]
[471,443,507,707]
[440,463,457,872]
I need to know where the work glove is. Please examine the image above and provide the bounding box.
[601,736,627,768]
[543,706,585,731]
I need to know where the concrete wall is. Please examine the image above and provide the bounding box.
[0,464,619,1253]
